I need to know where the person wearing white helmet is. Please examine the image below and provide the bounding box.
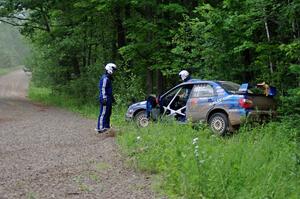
[179,70,191,82]
[177,70,192,121]
[96,63,117,133]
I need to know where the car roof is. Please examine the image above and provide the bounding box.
[178,79,219,86]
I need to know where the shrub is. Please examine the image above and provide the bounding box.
[118,120,299,198]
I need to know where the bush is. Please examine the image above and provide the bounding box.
[118,120,299,198]
[28,84,99,118]
[279,88,300,116]
[278,64,300,116]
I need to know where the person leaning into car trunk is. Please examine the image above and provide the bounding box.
[95,63,117,133]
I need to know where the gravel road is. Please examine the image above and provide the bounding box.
[0,70,155,199]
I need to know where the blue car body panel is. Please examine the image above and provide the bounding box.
[126,79,276,126]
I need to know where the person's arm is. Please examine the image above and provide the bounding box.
[101,77,108,105]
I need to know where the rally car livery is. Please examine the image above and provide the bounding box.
[126,80,276,135]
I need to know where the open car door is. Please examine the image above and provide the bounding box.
[159,84,193,120]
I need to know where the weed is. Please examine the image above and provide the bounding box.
[27,192,37,199]
[95,162,110,171]
[78,183,93,192]
[0,66,22,76]
[117,120,299,198]
[88,172,101,183]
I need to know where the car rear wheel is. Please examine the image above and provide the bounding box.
[208,113,229,136]
[134,111,149,128]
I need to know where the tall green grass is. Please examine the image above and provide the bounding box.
[29,84,299,198]
[28,84,99,118]
[28,84,127,123]
[0,66,22,76]
[118,120,299,198]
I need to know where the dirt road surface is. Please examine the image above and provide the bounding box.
[0,70,155,199]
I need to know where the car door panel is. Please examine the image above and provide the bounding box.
[186,84,216,122]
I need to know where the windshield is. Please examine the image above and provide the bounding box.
[217,81,240,93]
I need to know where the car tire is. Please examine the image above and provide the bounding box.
[208,113,229,136]
[134,111,149,128]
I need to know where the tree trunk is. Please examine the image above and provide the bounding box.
[156,70,164,95]
[242,49,253,82]
[264,18,274,74]
[111,34,118,61]
[72,56,80,77]
[40,6,51,33]
[82,43,87,68]
[87,17,94,66]
[145,3,154,94]
[87,44,92,66]
[115,4,126,49]
[124,3,131,45]
[147,68,153,95]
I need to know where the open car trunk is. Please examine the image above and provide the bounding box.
[246,94,276,111]
[240,83,276,111]
[218,81,277,111]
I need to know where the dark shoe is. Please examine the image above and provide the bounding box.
[95,128,109,134]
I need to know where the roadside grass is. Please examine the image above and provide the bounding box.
[28,84,127,124]
[28,84,99,119]
[28,84,299,198]
[117,120,299,199]
[0,66,22,76]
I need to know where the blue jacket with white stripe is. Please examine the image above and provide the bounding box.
[99,73,113,102]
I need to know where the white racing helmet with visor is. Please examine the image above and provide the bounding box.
[105,63,117,74]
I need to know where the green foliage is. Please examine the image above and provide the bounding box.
[0,65,21,76]
[28,83,128,122]
[1,0,299,107]
[279,64,300,116]
[28,84,99,118]
[280,88,300,115]
[114,70,146,104]
[0,23,30,68]
[118,121,299,198]
[173,0,300,87]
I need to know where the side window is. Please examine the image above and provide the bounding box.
[161,85,193,107]
[177,85,193,101]
[191,84,215,98]
[161,87,182,106]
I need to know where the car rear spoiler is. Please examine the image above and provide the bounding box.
[238,83,277,96]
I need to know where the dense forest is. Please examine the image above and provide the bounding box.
[0,0,299,113]
[0,22,29,68]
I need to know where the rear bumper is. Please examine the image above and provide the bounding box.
[228,109,276,125]
[247,110,277,121]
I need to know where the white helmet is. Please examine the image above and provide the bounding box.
[179,70,189,81]
[105,63,117,74]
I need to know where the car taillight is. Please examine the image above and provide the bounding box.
[239,98,253,109]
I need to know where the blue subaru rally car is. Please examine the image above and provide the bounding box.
[126,79,276,135]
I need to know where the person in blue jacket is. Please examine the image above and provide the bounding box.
[95,63,117,133]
